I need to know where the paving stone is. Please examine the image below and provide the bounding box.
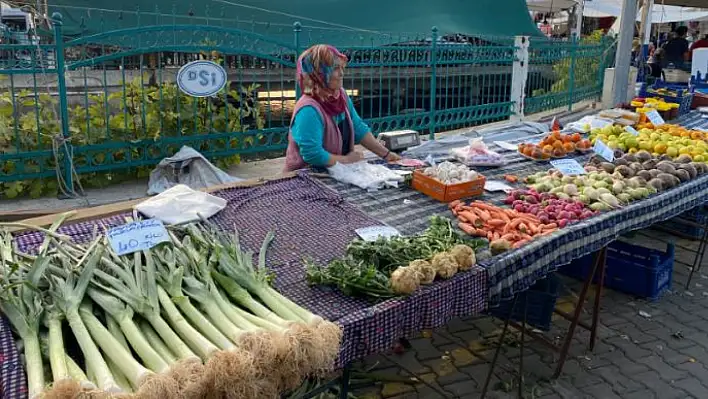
[407,337,444,361]
[583,383,623,399]
[673,377,708,398]
[389,350,430,375]
[608,356,651,375]
[636,356,689,381]
[381,382,415,397]
[445,318,477,333]
[604,336,654,361]
[632,370,690,399]
[441,380,478,397]
[622,389,658,399]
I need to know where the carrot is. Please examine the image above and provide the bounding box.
[487,219,506,228]
[513,239,530,249]
[458,222,476,235]
[492,232,501,241]
[496,212,511,224]
[518,222,528,234]
[500,233,516,241]
[470,201,502,212]
[486,231,494,240]
[503,218,524,233]
[541,223,558,230]
[449,200,462,210]
[504,174,518,183]
[538,228,557,236]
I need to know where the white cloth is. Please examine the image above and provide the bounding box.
[146,145,242,195]
[135,184,227,225]
[328,161,405,191]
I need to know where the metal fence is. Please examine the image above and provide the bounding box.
[0,13,614,198]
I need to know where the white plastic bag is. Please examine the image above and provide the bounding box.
[328,162,405,191]
[134,184,227,225]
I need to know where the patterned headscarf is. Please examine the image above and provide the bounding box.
[297,44,349,116]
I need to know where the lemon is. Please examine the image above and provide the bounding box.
[695,154,706,162]
[654,143,668,154]
[679,147,691,155]
[666,147,679,158]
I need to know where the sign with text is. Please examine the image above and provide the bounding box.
[356,226,401,242]
[177,60,227,97]
[593,139,615,162]
[107,219,170,256]
[645,110,665,126]
[550,159,586,175]
[625,126,639,136]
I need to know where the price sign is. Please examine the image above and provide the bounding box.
[625,126,639,136]
[177,60,227,97]
[550,159,586,175]
[107,219,171,256]
[645,110,665,126]
[355,226,401,242]
[593,139,615,162]
[484,180,514,193]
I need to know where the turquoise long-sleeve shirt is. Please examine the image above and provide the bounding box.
[290,97,370,167]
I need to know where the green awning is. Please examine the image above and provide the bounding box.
[48,0,543,47]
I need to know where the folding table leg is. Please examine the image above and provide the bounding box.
[339,365,351,399]
[518,293,527,399]
[553,247,605,379]
[589,248,607,351]
[686,223,708,288]
[481,293,519,399]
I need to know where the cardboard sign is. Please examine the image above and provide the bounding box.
[550,159,586,175]
[355,226,401,241]
[645,110,665,126]
[107,219,170,256]
[593,139,615,162]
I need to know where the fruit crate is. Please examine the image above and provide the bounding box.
[489,274,560,331]
[656,205,708,240]
[559,241,674,301]
[639,81,694,116]
[411,170,485,202]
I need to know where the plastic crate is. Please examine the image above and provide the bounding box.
[639,81,694,116]
[656,206,708,240]
[489,274,560,331]
[559,241,675,301]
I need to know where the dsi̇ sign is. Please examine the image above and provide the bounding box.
[176,60,227,97]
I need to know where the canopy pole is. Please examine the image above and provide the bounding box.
[574,0,585,38]
[639,0,653,45]
[612,0,639,106]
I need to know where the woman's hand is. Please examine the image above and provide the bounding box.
[385,151,401,163]
[343,150,364,164]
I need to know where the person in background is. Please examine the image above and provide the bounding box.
[690,33,708,59]
[647,46,666,80]
[662,26,689,69]
[284,45,401,172]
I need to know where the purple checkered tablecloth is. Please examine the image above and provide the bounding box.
[9,173,489,379]
[0,317,25,399]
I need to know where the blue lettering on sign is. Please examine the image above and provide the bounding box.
[177,60,227,98]
[107,219,171,256]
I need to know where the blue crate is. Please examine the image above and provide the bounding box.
[490,274,560,331]
[656,206,708,240]
[559,241,674,301]
[639,81,694,116]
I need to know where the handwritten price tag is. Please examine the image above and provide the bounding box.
[550,159,586,175]
[625,126,639,136]
[593,139,615,162]
[107,219,170,256]
[645,110,665,126]
[355,226,401,242]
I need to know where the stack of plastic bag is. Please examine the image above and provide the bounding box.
[328,161,405,191]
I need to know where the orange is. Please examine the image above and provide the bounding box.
[553,141,564,150]
[563,142,575,152]
[571,133,582,143]
[543,145,554,153]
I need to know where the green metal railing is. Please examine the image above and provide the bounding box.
[525,32,615,115]
[0,13,613,198]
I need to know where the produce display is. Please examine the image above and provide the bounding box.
[504,189,597,227]
[306,216,484,297]
[421,161,480,185]
[0,215,341,398]
[517,131,592,161]
[450,200,558,252]
[590,123,708,162]
[632,97,681,112]
[585,151,708,192]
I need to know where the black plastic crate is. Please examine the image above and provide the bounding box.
[490,274,561,331]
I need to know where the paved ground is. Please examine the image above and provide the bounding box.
[350,228,708,399]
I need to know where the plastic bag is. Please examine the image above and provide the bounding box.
[328,162,405,191]
[135,184,227,225]
[450,138,506,167]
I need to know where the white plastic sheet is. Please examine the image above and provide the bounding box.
[135,184,227,225]
[327,162,405,191]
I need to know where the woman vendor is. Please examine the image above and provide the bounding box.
[284,44,401,171]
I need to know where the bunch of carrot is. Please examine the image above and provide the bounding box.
[449,200,558,249]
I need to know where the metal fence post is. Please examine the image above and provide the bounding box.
[428,26,438,140]
[568,36,578,111]
[510,36,530,122]
[294,22,302,100]
[52,12,73,194]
